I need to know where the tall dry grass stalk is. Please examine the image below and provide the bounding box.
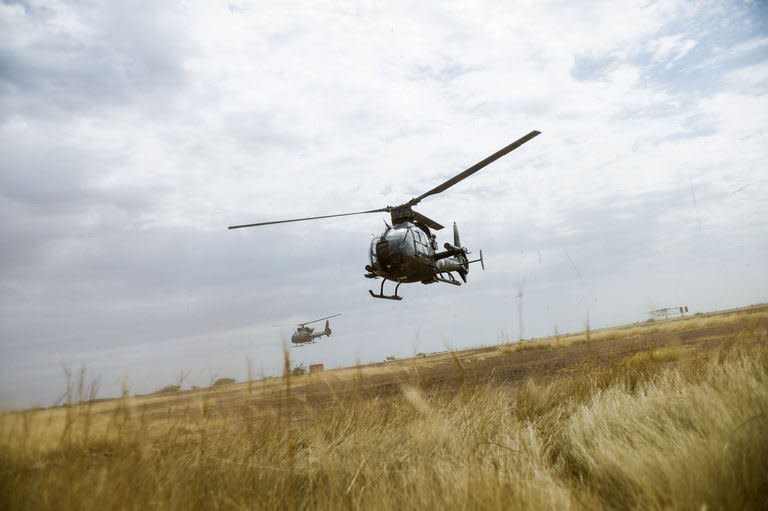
[1,334,766,510]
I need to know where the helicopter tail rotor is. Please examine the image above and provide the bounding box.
[468,249,485,270]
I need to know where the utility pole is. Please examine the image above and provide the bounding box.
[517,283,524,341]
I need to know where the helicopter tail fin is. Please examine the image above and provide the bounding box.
[453,221,461,248]
[453,222,468,282]
[324,320,332,336]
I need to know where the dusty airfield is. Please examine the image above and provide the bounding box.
[35,304,764,425]
[1,304,767,510]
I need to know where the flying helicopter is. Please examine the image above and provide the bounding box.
[290,313,341,346]
[229,130,540,300]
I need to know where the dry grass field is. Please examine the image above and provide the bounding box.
[1,305,767,510]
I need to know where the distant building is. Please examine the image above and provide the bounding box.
[649,306,689,320]
[309,363,325,374]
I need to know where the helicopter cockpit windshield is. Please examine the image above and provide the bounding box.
[386,226,409,244]
[370,226,414,267]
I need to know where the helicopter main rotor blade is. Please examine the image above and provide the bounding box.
[298,313,341,327]
[408,130,540,206]
[228,209,389,229]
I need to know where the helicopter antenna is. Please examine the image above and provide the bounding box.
[298,313,341,327]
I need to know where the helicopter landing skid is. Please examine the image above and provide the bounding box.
[435,272,462,286]
[369,279,403,300]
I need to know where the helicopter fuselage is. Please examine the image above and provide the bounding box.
[291,318,334,344]
[366,221,468,285]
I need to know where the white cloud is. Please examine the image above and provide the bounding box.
[693,35,768,70]
[722,61,768,94]
[649,33,699,68]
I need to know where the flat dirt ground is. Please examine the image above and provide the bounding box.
[8,304,765,434]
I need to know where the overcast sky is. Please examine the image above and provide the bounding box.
[1,0,766,407]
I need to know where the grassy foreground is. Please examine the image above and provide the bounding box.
[1,314,767,510]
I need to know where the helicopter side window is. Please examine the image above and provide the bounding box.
[413,229,430,254]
